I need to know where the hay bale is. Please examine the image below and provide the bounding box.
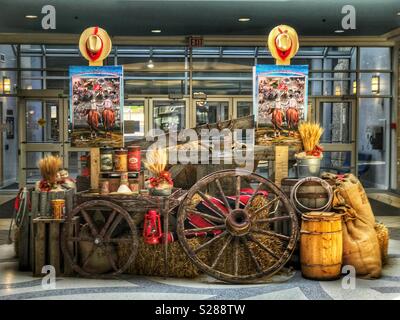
[210,233,285,276]
[375,222,389,264]
[117,237,207,278]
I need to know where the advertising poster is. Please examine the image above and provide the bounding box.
[70,65,123,148]
[254,65,308,145]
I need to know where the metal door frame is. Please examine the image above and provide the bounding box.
[123,97,149,141]
[313,96,357,174]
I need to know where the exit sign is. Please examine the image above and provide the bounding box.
[188,36,204,48]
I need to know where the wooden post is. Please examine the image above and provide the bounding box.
[162,197,169,278]
[274,145,289,187]
[90,147,100,192]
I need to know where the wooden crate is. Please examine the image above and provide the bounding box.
[31,189,75,219]
[32,218,64,276]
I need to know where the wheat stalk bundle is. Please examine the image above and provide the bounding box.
[38,155,62,184]
[144,148,168,175]
[298,122,324,152]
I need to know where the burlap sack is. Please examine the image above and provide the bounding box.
[336,174,375,227]
[333,190,381,278]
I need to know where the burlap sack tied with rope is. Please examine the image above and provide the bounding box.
[332,187,381,278]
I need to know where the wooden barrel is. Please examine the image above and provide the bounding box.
[281,178,334,215]
[300,212,343,280]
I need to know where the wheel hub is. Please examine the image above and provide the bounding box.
[226,209,251,236]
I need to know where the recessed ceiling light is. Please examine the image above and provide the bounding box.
[238,18,251,22]
[397,12,400,16]
[151,29,162,33]
[334,30,345,33]
[25,15,38,19]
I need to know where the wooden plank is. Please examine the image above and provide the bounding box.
[34,222,46,277]
[49,223,61,275]
[90,148,100,192]
[274,145,289,187]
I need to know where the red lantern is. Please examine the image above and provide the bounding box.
[143,210,162,245]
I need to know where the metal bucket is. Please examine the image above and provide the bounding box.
[295,158,321,178]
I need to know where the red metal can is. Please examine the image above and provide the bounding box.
[128,146,141,172]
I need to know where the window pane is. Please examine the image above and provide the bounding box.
[124,101,145,142]
[26,100,60,142]
[153,100,186,133]
[360,48,391,70]
[319,102,352,143]
[358,98,390,189]
[321,151,352,173]
[359,73,391,96]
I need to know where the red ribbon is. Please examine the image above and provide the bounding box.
[86,26,103,61]
[274,28,292,61]
[149,171,173,188]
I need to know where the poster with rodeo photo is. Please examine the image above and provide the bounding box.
[70,65,123,148]
[253,65,308,145]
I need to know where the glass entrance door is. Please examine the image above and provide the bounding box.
[192,98,232,127]
[18,90,68,187]
[150,98,189,133]
[315,97,356,175]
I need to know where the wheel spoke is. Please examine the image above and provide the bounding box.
[215,179,232,213]
[183,224,225,235]
[234,237,240,276]
[241,237,262,273]
[81,209,99,238]
[254,216,291,224]
[197,190,226,219]
[104,214,123,240]
[211,235,233,268]
[99,210,117,238]
[103,244,119,272]
[193,231,228,254]
[82,244,96,269]
[188,209,225,224]
[253,197,280,215]
[244,182,263,211]
[247,234,280,260]
[235,176,241,209]
[251,228,291,241]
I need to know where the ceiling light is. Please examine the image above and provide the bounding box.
[25,15,38,19]
[151,29,162,33]
[147,59,154,69]
[334,30,344,33]
[397,12,400,16]
[238,18,251,22]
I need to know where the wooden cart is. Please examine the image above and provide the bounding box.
[61,169,299,284]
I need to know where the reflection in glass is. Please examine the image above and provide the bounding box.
[196,101,229,125]
[153,100,186,133]
[319,102,351,143]
[124,101,145,142]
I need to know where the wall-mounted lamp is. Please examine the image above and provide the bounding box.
[335,85,341,96]
[3,76,11,94]
[352,80,357,94]
[371,75,380,94]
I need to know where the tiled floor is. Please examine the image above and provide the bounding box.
[0,216,399,300]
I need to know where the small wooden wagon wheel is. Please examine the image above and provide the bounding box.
[61,200,138,278]
[177,169,298,284]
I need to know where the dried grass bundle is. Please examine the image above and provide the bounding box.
[38,155,62,184]
[117,237,205,278]
[144,148,168,175]
[298,122,324,152]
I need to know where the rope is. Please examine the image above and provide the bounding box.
[290,177,333,214]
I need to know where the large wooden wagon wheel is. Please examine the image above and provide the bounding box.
[61,200,138,278]
[177,169,298,284]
